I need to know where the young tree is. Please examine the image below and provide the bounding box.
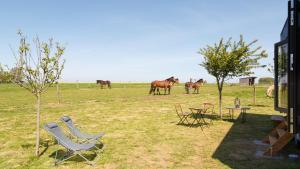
[56,81,61,104]
[199,36,267,118]
[12,31,65,156]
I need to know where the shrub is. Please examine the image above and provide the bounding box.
[259,77,274,84]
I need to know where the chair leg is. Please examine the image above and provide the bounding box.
[200,114,209,127]
[177,117,184,124]
[55,150,76,166]
[183,116,191,126]
[77,153,95,166]
[189,116,197,127]
[93,140,105,152]
[54,149,96,166]
[98,142,105,152]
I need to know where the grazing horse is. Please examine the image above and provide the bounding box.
[149,76,179,95]
[96,80,111,89]
[185,79,204,94]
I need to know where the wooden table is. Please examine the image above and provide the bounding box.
[225,106,250,122]
[189,108,209,128]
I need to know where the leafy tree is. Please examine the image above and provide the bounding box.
[12,31,65,156]
[0,64,5,83]
[267,63,274,75]
[199,36,267,118]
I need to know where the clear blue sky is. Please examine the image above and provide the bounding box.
[0,0,287,82]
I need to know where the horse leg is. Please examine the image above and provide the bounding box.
[168,87,171,95]
[149,86,153,95]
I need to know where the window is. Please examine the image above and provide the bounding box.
[275,41,289,111]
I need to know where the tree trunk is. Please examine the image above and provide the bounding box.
[253,85,256,105]
[216,77,224,119]
[56,83,60,104]
[35,93,41,156]
[218,88,223,119]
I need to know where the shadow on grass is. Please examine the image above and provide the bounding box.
[175,113,217,128]
[39,139,50,156]
[21,143,34,149]
[247,104,269,107]
[176,123,207,128]
[47,142,103,164]
[21,139,50,157]
[212,113,300,169]
[49,149,97,162]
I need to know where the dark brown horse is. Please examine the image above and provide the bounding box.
[96,80,111,89]
[149,76,179,95]
[185,79,204,94]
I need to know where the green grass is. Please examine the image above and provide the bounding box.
[0,83,299,169]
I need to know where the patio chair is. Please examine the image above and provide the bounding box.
[203,103,215,114]
[175,104,192,125]
[44,122,98,166]
[60,116,105,144]
[203,102,218,123]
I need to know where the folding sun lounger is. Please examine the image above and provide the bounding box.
[60,116,105,144]
[44,122,98,166]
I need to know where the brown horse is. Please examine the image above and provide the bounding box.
[149,76,179,95]
[96,80,111,89]
[185,79,204,94]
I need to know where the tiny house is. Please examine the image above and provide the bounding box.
[239,77,256,86]
[274,0,300,139]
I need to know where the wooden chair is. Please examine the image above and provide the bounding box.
[175,104,192,125]
[203,103,215,113]
[203,102,218,123]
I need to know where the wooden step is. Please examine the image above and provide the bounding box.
[278,120,288,129]
[276,128,286,137]
[263,119,294,156]
[269,136,278,146]
[264,132,294,156]
[262,120,288,143]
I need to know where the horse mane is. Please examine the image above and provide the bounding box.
[165,76,175,81]
[196,79,204,83]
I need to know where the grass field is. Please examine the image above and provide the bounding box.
[0,83,299,169]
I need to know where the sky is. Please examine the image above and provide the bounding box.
[0,0,287,83]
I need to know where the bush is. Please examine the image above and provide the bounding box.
[0,65,13,83]
[259,77,274,85]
